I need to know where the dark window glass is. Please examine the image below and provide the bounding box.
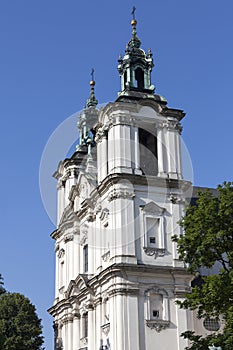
[84,245,88,273]
[135,67,144,90]
[139,128,158,175]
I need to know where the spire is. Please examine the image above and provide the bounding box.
[86,68,98,108]
[117,8,155,95]
[128,6,141,49]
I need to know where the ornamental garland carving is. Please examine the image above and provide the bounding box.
[64,234,74,243]
[146,319,170,332]
[107,188,135,202]
[143,247,166,259]
[162,120,182,133]
[169,193,184,204]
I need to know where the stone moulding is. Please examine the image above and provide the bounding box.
[143,247,166,259]
[146,319,170,332]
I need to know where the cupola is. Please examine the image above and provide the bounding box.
[118,7,155,95]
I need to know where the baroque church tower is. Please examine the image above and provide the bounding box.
[49,12,195,350]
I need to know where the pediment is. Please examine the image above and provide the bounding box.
[53,160,65,180]
[66,280,77,298]
[59,204,78,229]
[140,201,165,215]
[66,275,88,299]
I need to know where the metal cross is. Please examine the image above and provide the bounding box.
[91,68,94,81]
[131,6,136,20]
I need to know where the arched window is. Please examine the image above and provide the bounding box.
[124,71,127,89]
[139,128,158,175]
[135,67,144,90]
[83,245,88,273]
[145,288,170,331]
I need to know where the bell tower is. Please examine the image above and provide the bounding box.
[49,9,194,350]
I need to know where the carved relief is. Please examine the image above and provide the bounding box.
[80,224,88,246]
[99,208,109,227]
[80,233,87,246]
[102,250,110,262]
[108,188,135,202]
[162,120,182,134]
[169,192,184,204]
[54,243,60,252]
[64,234,74,243]
[58,248,65,259]
[143,247,166,259]
[146,319,170,332]
[101,322,110,336]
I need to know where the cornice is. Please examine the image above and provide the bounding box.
[95,173,191,197]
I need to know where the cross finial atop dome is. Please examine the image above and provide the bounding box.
[128,6,141,49]
[131,6,136,21]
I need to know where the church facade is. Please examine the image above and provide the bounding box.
[48,14,213,350]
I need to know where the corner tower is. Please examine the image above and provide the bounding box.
[49,11,193,350]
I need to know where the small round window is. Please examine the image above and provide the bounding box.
[203,318,220,331]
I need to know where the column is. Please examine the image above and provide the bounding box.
[88,306,95,350]
[73,230,80,279]
[67,317,73,350]
[102,134,108,179]
[108,127,115,173]
[175,299,190,350]
[73,313,80,350]
[57,181,65,224]
[55,248,59,299]
[157,126,167,177]
[61,322,67,350]
[134,127,141,175]
[89,227,94,274]
[127,295,140,350]
[65,237,74,282]
[115,294,124,350]
[97,140,102,183]
[95,302,102,350]
[167,122,178,179]
[175,128,182,179]
[123,124,132,172]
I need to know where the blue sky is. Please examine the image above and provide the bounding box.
[0,1,233,349]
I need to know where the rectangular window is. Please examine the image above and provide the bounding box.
[150,294,163,320]
[146,217,159,247]
[150,237,156,244]
[153,310,159,318]
[84,245,88,273]
[60,261,64,287]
